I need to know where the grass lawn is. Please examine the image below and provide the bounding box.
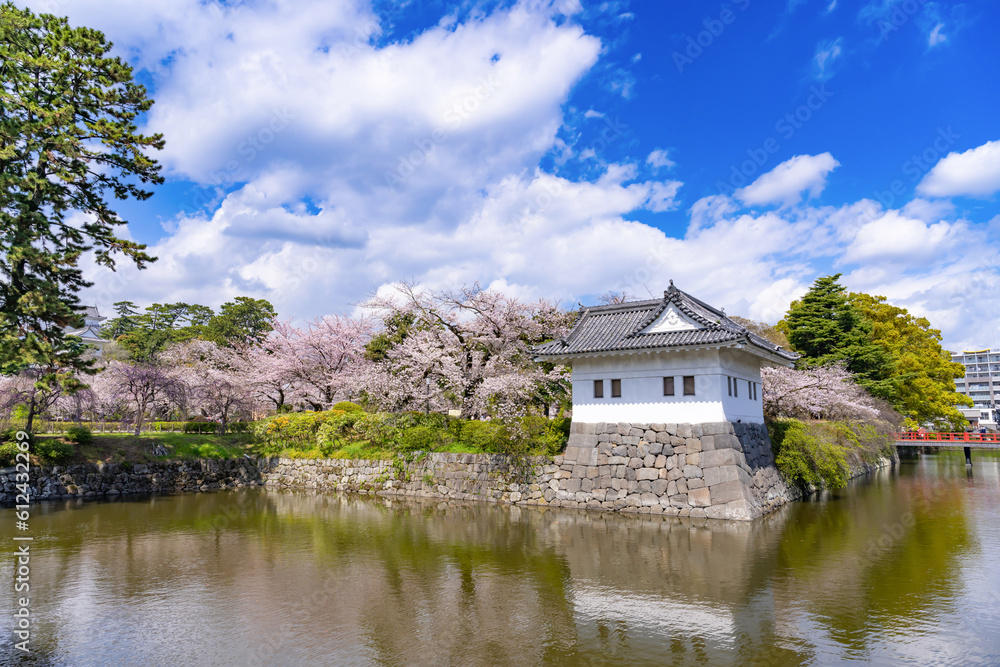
[272,439,486,460]
[42,432,257,465]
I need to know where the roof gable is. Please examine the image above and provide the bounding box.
[640,302,700,334]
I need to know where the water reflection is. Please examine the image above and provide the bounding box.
[1,452,998,666]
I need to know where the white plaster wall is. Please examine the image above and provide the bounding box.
[569,348,766,424]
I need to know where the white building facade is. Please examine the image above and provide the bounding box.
[534,284,798,425]
[950,349,1000,429]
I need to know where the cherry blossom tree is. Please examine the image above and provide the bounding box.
[163,340,254,431]
[100,360,183,435]
[761,363,881,422]
[362,282,572,419]
[258,316,375,411]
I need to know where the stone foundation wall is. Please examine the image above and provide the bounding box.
[560,421,792,520]
[0,459,262,503]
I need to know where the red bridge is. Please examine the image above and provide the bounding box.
[895,432,1000,465]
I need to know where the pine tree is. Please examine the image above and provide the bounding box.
[781,275,894,398]
[0,4,163,430]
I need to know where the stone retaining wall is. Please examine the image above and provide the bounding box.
[0,459,262,503]
[2,420,893,521]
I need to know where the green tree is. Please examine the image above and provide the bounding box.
[364,311,416,362]
[780,275,894,398]
[0,4,163,431]
[849,293,970,428]
[101,300,141,340]
[207,297,276,346]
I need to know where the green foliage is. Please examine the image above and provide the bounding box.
[781,275,894,397]
[769,418,896,490]
[252,408,569,460]
[34,439,74,463]
[364,312,416,362]
[207,297,276,347]
[0,441,19,466]
[398,425,450,451]
[64,425,93,445]
[104,297,275,360]
[849,292,970,428]
[771,419,849,489]
[331,401,363,413]
[0,3,163,384]
[182,421,218,434]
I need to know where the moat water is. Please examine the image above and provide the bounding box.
[2,450,999,666]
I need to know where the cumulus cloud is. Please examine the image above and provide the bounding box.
[646,149,675,171]
[918,140,1000,198]
[736,153,840,207]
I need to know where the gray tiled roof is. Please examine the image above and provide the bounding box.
[534,284,798,362]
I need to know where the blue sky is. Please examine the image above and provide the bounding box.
[30,0,1000,349]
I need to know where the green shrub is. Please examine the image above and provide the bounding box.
[0,441,20,467]
[64,425,93,445]
[332,401,363,413]
[458,420,508,452]
[398,425,450,451]
[183,421,218,434]
[353,413,400,449]
[35,439,75,464]
[772,419,849,489]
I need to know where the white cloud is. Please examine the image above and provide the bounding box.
[928,23,947,46]
[736,153,840,207]
[646,149,676,171]
[812,38,843,80]
[840,211,968,265]
[918,140,1000,198]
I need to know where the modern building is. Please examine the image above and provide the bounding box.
[65,305,109,356]
[533,282,799,424]
[950,349,1000,429]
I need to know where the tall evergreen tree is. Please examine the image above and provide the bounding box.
[0,4,164,430]
[781,274,894,398]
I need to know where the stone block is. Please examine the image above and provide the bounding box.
[677,423,692,438]
[690,424,702,437]
[595,422,608,434]
[648,442,663,456]
[651,479,669,496]
[581,478,594,492]
[686,437,702,453]
[700,448,738,468]
[617,422,630,435]
[654,455,667,469]
[636,468,659,481]
[661,444,674,457]
[564,478,582,494]
[651,423,665,432]
[664,423,677,435]
[637,480,652,493]
[687,478,705,489]
[623,436,640,446]
[638,443,650,457]
[597,475,612,489]
[586,466,599,479]
[683,465,703,479]
[656,432,673,444]
[610,434,622,444]
[676,479,687,494]
[703,464,741,487]
[640,492,659,507]
[667,480,677,496]
[709,480,751,505]
[669,494,689,508]
[634,423,650,430]
[644,430,657,443]
[687,453,701,466]
[700,435,715,451]
[629,428,645,437]
[643,454,656,467]
[572,465,587,478]
[593,488,607,502]
[688,487,711,507]
[628,457,643,469]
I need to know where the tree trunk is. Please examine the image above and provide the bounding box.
[25,396,37,436]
